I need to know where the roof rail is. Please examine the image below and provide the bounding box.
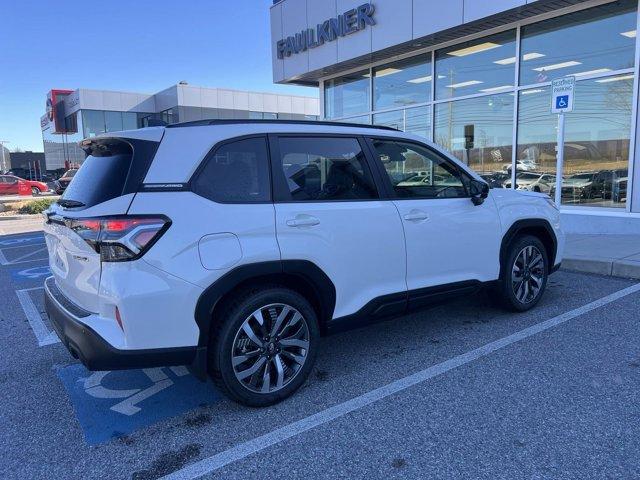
[164,118,398,131]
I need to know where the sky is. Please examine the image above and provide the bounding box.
[0,0,316,152]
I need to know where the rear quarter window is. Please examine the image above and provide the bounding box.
[192,137,271,203]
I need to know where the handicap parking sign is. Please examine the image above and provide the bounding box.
[555,95,569,110]
[551,77,575,113]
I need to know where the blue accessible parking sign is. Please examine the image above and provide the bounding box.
[555,95,569,110]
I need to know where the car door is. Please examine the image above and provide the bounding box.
[4,176,20,194]
[366,137,502,295]
[0,177,7,194]
[270,135,407,320]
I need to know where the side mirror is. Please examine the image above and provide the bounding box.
[469,179,489,206]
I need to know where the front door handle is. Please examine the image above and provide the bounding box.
[286,215,320,227]
[403,210,429,222]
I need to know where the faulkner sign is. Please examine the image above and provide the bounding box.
[276,3,375,59]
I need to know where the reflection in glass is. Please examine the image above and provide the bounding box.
[122,112,137,130]
[335,115,371,125]
[405,106,431,140]
[373,107,431,140]
[435,30,516,99]
[518,76,633,207]
[373,110,403,130]
[373,54,431,110]
[434,94,514,174]
[82,110,106,138]
[520,0,637,85]
[325,71,370,119]
[105,111,123,132]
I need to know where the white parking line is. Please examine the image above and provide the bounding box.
[16,287,59,346]
[162,282,640,480]
[9,246,47,264]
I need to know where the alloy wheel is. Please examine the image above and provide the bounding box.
[511,245,545,304]
[231,303,310,394]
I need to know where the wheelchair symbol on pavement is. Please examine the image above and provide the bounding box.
[83,366,190,416]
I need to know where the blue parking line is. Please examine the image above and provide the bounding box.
[56,364,222,444]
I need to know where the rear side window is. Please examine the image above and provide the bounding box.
[275,137,378,201]
[193,137,270,203]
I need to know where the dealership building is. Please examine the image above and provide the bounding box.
[271,0,640,233]
[40,83,319,172]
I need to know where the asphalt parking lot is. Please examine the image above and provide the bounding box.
[1,230,640,480]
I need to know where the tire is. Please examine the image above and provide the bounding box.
[493,235,548,312]
[208,285,319,407]
[31,187,40,196]
[533,186,541,193]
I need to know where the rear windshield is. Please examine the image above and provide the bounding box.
[61,137,159,208]
[61,153,131,207]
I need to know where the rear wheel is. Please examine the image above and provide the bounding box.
[208,286,319,407]
[494,235,548,312]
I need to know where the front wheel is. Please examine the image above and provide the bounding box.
[208,286,319,407]
[31,187,40,196]
[494,235,548,312]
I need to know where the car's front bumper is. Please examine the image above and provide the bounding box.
[44,276,196,371]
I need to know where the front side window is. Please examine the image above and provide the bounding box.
[276,137,378,201]
[193,137,270,203]
[369,139,468,199]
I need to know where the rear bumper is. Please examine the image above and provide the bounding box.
[44,277,196,371]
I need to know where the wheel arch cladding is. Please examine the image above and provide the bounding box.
[500,219,557,272]
[194,260,336,347]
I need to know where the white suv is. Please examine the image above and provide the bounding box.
[44,120,564,406]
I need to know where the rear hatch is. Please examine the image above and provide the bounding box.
[44,134,161,312]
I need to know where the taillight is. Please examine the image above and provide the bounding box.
[67,216,170,262]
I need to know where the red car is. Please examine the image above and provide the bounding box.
[0,175,49,196]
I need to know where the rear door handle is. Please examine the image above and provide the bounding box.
[286,215,320,227]
[403,211,429,222]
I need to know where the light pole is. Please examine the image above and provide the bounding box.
[0,140,10,173]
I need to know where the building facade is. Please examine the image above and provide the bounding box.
[40,84,319,172]
[271,0,640,233]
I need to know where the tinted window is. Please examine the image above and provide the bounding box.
[276,137,377,201]
[62,154,132,207]
[370,139,468,199]
[194,137,270,203]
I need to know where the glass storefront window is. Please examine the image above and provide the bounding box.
[435,30,516,100]
[325,70,370,118]
[434,93,514,175]
[373,110,403,130]
[335,115,371,125]
[122,112,138,130]
[105,111,123,132]
[373,54,431,110]
[518,75,633,207]
[520,0,637,85]
[373,107,431,140]
[82,110,106,138]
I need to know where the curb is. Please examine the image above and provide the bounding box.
[0,215,42,221]
[561,257,640,280]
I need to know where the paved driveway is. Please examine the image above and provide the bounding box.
[1,230,639,479]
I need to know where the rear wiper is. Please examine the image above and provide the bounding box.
[57,199,85,208]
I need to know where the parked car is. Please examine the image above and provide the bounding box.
[0,175,49,196]
[479,171,509,189]
[43,120,564,407]
[54,169,78,195]
[549,169,626,201]
[503,172,556,193]
[504,159,538,173]
[612,176,628,203]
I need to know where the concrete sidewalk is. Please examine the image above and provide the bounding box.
[563,234,640,279]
